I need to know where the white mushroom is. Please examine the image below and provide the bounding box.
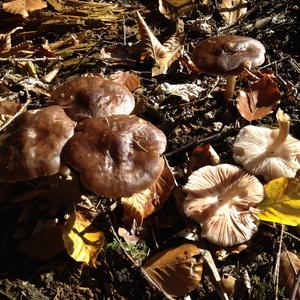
[233,109,300,181]
[183,164,264,247]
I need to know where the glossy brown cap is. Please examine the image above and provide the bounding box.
[50,77,135,121]
[62,115,167,198]
[0,106,76,182]
[191,35,265,75]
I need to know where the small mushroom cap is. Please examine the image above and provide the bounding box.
[50,77,135,121]
[0,106,76,182]
[233,125,300,181]
[183,164,264,247]
[62,115,167,198]
[191,35,265,75]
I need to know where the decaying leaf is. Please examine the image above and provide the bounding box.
[0,27,23,54]
[18,225,65,260]
[62,212,105,268]
[121,162,175,225]
[279,251,300,299]
[108,71,141,92]
[136,12,185,76]
[257,176,300,226]
[236,74,280,121]
[156,82,204,102]
[143,243,203,297]
[218,0,247,25]
[159,0,198,20]
[3,0,47,18]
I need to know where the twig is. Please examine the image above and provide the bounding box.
[0,97,31,133]
[291,270,300,300]
[274,224,284,300]
[0,57,63,62]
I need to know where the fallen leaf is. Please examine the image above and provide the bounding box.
[218,0,247,25]
[136,12,185,76]
[236,74,280,121]
[143,243,203,297]
[257,176,300,226]
[118,227,140,245]
[108,71,141,92]
[121,162,175,225]
[0,27,23,54]
[159,0,198,20]
[3,0,47,18]
[279,251,300,299]
[18,225,65,260]
[62,212,105,268]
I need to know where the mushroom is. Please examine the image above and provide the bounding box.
[0,106,76,182]
[62,115,167,198]
[233,108,300,181]
[50,77,135,121]
[183,164,264,247]
[191,35,265,101]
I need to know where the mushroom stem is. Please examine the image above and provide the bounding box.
[267,109,290,154]
[224,75,237,102]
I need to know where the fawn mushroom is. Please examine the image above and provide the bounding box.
[62,115,167,198]
[0,106,75,182]
[233,108,300,181]
[183,164,264,247]
[191,35,265,100]
[50,77,135,121]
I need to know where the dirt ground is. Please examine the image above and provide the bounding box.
[0,0,299,299]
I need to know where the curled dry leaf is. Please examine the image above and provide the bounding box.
[218,0,248,25]
[143,243,203,297]
[257,176,300,226]
[121,162,175,226]
[159,0,199,20]
[3,0,47,18]
[136,12,185,76]
[236,74,280,121]
[62,212,105,268]
[108,71,141,92]
[279,250,300,299]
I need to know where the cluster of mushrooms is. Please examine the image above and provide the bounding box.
[0,34,300,249]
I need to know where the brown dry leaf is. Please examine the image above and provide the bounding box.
[136,12,185,76]
[62,212,105,268]
[159,0,199,20]
[236,74,280,121]
[121,162,175,226]
[3,0,47,18]
[218,0,247,25]
[0,27,23,54]
[143,243,203,297]
[108,71,141,92]
[18,225,65,260]
[279,250,300,299]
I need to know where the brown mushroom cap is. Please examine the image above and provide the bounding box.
[183,164,264,247]
[0,106,76,182]
[191,35,265,76]
[50,77,135,121]
[62,115,167,198]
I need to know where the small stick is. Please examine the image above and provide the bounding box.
[0,57,63,62]
[291,271,300,300]
[274,224,284,300]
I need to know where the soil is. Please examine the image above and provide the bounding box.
[0,0,299,299]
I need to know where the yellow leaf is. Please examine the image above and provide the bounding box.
[62,212,105,268]
[143,244,203,297]
[256,177,300,226]
[218,0,247,25]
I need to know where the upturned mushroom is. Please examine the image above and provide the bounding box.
[191,35,265,101]
[62,115,167,198]
[0,106,76,182]
[50,77,135,121]
[183,164,264,247]
[233,108,300,181]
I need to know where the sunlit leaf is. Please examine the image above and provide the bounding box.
[218,0,247,25]
[143,244,203,297]
[159,0,198,20]
[236,73,280,121]
[279,251,300,299]
[3,0,47,18]
[121,162,175,225]
[257,176,300,226]
[136,12,185,76]
[108,71,141,92]
[62,212,105,268]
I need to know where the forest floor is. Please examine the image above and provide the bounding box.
[0,0,299,299]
